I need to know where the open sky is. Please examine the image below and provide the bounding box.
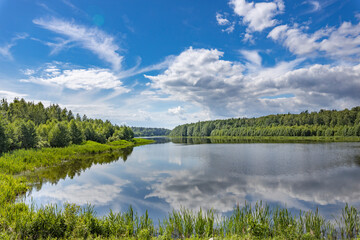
[0,0,359,128]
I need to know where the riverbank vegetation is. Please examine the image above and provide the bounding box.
[0,98,135,154]
[132,127,171,137]
[1,200,360,239]
[170,107,360,139]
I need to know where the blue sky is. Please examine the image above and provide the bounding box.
[0,0,359,128]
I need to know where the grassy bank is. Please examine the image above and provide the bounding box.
[0,139,153,208]
[1,139,360,239]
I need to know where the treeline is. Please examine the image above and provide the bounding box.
[170,107,360,137]
[0,98,134,154]
[131,127,171,137]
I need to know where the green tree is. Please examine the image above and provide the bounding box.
[49,123,71,147]
[84,125,96,141]
[69,120,84,144]
[17,120,38,149]
[109,126,134,141]
[0,119,8,153]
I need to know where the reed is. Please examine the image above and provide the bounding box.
[1,201,360,239]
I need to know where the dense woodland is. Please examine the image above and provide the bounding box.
[0,98,134,154]
[131,127,171,137]
[170,107,360,137]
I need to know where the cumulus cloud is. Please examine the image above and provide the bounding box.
[21,63,128,92]
[240,49,262,65]
[216,13,235,33]
[229,0,284,32]
[168,106,185,115]
[145,47,246,116]
[33,18,123,71]
[0,90,27,100]
[216,13,230,26]
[268,21,360,59]
[145,47,360,118]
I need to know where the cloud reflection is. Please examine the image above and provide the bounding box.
[145,144,360,214]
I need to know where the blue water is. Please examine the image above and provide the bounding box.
[24,139,360,220]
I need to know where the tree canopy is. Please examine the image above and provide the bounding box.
[170,107,360,138]
[0,98,135,154]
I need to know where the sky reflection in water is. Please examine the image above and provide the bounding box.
[24,139,360,220]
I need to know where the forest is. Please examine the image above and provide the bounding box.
[131,127,171,137]
[170,107,360,137]
[0,98,134,154]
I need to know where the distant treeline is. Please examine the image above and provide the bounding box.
[131,127,171,137]
[0,98,134,154]
[170,107,360,137]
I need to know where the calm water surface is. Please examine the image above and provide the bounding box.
[24,138,360,220]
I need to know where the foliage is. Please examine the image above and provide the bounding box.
[0,119,7,153]
[49,122,71,147]
[0,98,135,154]
[69,119,84,144]
[132,127,171,137]
[109,126,134,141]
[170,107,360,138]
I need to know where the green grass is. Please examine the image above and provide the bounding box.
[0,139,154,175]
[0,138,359,239]
[1,201,359,239]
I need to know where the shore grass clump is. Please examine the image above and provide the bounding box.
[1,200,360,239]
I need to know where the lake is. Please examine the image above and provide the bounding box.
[23,138,360,221]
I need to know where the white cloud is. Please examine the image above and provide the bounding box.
[268,21,360,59]
[216,13,230,26]
[0,44,13,60]
[0,34,27,60]
[33,18,123,71]
[216,13,235,33]
[0,90,27,100]
[145,47,246,116]
[229,0,284,32]
[22,69,35,76]
[224,23,235,33]
[21,65,128,92]
[308,1,321,12]
[34,182,128,206]
[240,49,262,65]
[145,47,360,118]
[168,106,185,115]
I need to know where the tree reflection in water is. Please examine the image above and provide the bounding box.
[24,147,134,192]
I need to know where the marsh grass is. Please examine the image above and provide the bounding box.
[1,201,360,239]
[0,140,154,175]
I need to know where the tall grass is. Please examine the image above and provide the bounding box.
[1,201,359,239]
[0,140,153,175]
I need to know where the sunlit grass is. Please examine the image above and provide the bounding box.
[1,201,359,239]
